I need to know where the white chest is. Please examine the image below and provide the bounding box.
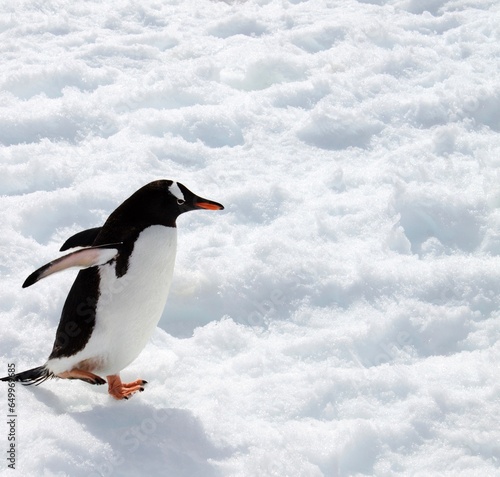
[100,224,176,316]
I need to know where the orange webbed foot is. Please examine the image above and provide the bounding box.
[106,374,147,400]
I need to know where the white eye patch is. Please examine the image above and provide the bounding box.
[168,182,185,201]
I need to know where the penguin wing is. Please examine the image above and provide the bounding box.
[23,244,121,288]
[60,227,103,251]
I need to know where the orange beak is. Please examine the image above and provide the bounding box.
[195,200,224,211]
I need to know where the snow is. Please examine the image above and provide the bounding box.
[1,0,499,475]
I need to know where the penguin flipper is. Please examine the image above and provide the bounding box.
[60,227,102,251]
[23,244,121,288]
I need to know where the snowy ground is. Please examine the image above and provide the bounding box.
[1,0,500,475]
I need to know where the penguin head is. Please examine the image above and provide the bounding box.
[167,181,224,215]
[104,180,224,230]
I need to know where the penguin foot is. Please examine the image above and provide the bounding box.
[107,374,146,400]
[57,369,106,385]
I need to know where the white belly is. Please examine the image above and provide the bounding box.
[48,225,177,376]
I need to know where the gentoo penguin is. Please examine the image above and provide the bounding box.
[0,180,223,400]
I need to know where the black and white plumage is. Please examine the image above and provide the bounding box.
[1,180,224,399]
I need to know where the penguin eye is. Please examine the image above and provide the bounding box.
[177,199,185,205]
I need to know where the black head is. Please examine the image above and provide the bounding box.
[98,180,224,239]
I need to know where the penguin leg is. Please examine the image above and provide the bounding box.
[57,369,106,385]
[106,374,146,400]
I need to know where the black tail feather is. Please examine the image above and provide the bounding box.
[0,366,54,386]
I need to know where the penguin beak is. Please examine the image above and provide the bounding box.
[194,198,224,210]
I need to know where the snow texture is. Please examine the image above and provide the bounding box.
[1,0,500,476]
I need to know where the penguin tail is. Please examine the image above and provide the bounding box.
[0,366,54,386]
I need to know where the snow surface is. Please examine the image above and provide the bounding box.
[1,0,500,476]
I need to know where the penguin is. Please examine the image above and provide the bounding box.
[0,180,224,400]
